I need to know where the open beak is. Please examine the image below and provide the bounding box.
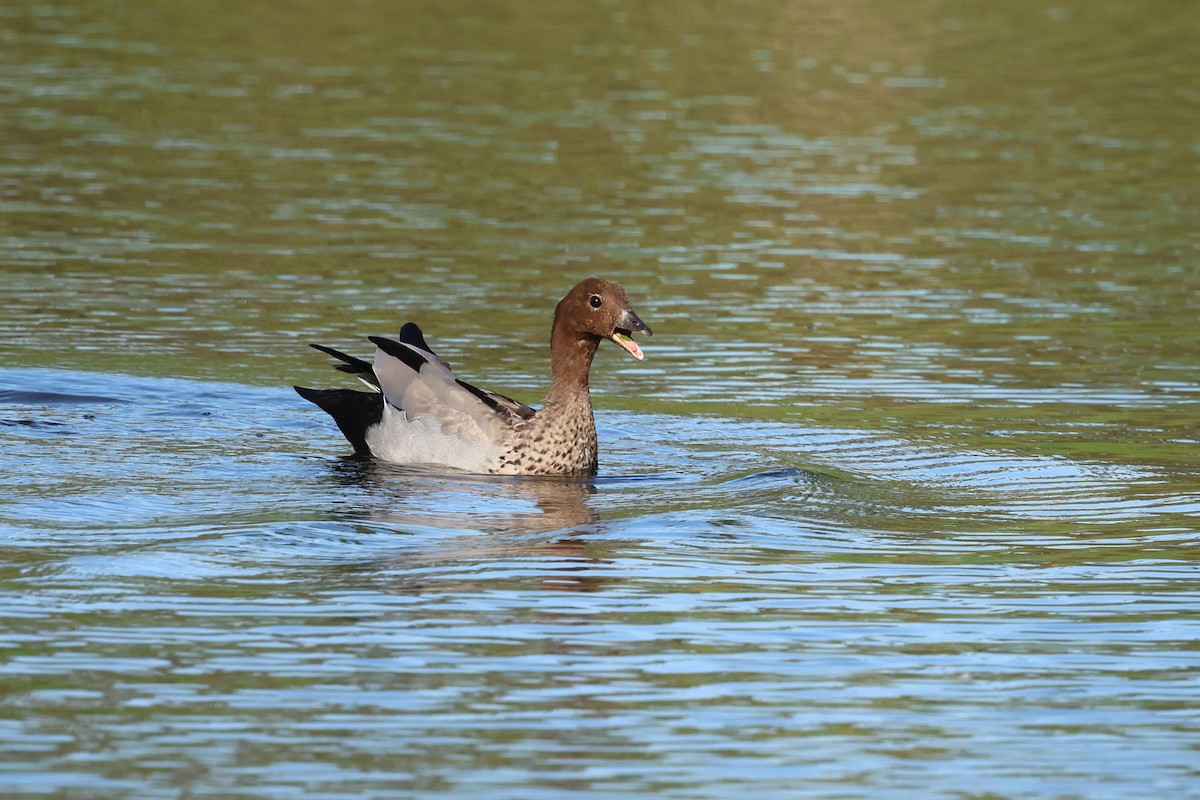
[610,308,652,361]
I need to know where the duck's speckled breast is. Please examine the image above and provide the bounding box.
[493,395,597,476]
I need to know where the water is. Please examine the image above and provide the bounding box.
[3,1,1199,798]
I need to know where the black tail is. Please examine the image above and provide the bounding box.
[294,386,382,457]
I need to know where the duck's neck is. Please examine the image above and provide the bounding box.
[544,322,599,406]
[522,321,600,475]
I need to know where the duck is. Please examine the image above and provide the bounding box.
[295,277,652,475]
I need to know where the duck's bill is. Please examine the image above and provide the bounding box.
[611,331,645,360]
[612,308,651,361]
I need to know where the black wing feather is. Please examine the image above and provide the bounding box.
[309,343,371,372]
[368,335,429,374]
[455,379,503,413]
[310,343,378,388]
[399,322,436,355]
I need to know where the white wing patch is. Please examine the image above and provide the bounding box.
[365,404,500,472]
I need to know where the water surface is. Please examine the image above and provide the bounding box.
[2,1,1199,798]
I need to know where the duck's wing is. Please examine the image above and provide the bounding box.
[368,335,525,444]
[310,322,448,391]
[479,388,537,421]
[402,324,534,419]
[398,322,453,373]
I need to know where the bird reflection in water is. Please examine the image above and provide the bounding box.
[320,459,611,593]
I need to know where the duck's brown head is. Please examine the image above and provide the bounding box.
[553,277,652,360]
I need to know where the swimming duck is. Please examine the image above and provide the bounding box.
[295,277,652,475]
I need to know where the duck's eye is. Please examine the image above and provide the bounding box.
[589,294,603,309]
